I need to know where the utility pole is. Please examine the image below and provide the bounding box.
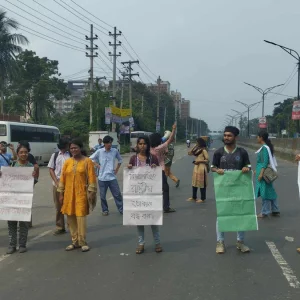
[109,27,122,132]
[156,76,161,132]
[119,71,128,109]
[85,24,98,126]
[121,60,139,117]
[141,95,144,116]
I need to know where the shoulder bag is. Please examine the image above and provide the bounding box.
[260,151,278,183]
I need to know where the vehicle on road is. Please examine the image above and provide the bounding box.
[0,121,60,165]
[130,131,153,151]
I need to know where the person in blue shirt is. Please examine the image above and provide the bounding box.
[0,141,17,167]
[91,138,104,153]
[90,135,123,216]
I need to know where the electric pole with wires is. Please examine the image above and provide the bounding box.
[109,27,122,132]
[121,60,139,118]
[85,24,98,125]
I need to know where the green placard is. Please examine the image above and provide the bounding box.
[213,171,258,232]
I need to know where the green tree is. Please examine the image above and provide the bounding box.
[5,50,69,122]
[0,10,28,113]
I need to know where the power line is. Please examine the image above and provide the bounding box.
[4,0,83,43]
[32,0,88,34]
[19,27,85,53]
[63,68,90,78]
[122,34,158,78]
[15,0,85,36]
[20,24,85,51]
[59,0,109,35]
[0,4,84,46]
[70,0,113,29]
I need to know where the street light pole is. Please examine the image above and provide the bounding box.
[235,100,262,137]
[244,82,284,117]
[264,40,300,100]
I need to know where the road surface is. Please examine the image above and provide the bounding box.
[0,142,300,300]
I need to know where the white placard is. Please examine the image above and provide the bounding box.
[123,166,163,225]
[0,167,34,221]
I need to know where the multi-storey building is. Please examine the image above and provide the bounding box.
[171,90,182,118]
[147,80,171,95]
[53,80,89,114]
[180,98,190,119]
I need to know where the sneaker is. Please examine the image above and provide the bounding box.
[102,211,109,216]
[216,241,225,254]
[236,241,250,253]
[272,212,280,217]
[6,246,16,254]
[175,180,180,188]
[19,246,27,253]
[53,229,66,236]
[164,207,176,213]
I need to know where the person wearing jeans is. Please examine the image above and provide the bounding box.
[127,135,162,254]
[90,135,123,216]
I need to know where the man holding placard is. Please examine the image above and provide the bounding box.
[211,126,256,254]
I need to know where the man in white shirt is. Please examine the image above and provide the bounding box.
[48,138,71,235]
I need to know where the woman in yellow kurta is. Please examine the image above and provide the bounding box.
[58,139,97,252]
[187,138,209,203]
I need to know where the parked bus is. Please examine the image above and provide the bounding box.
[0,121,60,165]
[130,131,153,151]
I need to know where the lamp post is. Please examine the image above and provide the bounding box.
[226,114,235,126]
[244,82,284,117]
[231,109,246,137]
[264,40,300,100]
[235,101,262,137]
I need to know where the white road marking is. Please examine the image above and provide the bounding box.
[266,241,300,288]
[0,254,9,263]
[30,230,52,241]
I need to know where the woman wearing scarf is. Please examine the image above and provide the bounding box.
[255,131,279,218]
[187,137,209,202]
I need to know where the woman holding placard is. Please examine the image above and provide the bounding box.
[128,136,162,254]
[6,144,36,254]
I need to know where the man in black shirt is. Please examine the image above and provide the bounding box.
[211,126,251,254]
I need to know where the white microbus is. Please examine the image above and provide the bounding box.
[130,131,153,151]
[0,121,60,165]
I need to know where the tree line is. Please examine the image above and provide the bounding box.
[0,10,208,143]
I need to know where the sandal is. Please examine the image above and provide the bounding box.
[81,245,90,252]
[196,199,205,203]
[155,244,163,253]
[186,198,196,202]
[65,244,79,251]
[136,245,145,254]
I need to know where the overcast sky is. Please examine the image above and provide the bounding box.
[2,0,300,130]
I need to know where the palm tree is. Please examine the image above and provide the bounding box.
[0,10,28,114]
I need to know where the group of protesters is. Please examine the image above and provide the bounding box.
[2,122,299,255]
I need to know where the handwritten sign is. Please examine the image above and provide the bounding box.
[213,171,258,232]
[123,166,163,225]
[0,167,34,221]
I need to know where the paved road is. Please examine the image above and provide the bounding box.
[1,142,300,300]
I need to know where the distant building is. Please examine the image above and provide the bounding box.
[180,98,190,119]
[147,80,171,95]
[171,90,182,118]
[53,80,89,114]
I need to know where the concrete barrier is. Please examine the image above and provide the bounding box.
[239,138,300,161]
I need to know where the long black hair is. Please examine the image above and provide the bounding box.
[136,135,152,165]
[196,137,207,148]
[149,133,162,148]
[258,131,274,156]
